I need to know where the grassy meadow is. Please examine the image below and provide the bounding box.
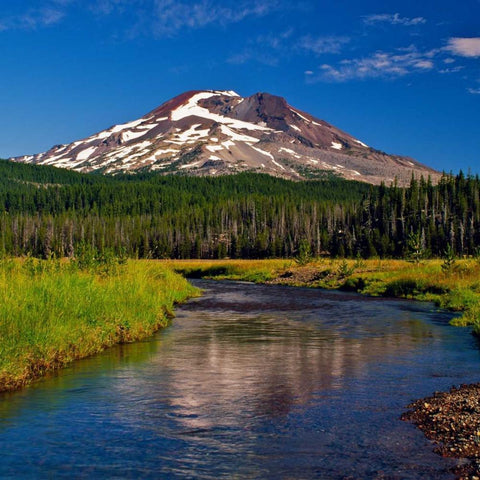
[0,257,197,393]
[169,257,480,333]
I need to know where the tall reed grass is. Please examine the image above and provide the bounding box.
[0,258,197,392]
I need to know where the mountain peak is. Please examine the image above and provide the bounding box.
[11,90,440,185]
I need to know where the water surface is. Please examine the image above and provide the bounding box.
[1,280,479,479]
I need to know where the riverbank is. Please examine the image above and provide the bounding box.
[169,258,480,331]
[0,258,197,393]
[402,384,480,480]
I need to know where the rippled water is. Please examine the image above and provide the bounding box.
[1,280,480,479]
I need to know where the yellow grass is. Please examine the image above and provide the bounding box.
[0,258,198,392]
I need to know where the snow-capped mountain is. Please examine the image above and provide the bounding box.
[12,90,440,185]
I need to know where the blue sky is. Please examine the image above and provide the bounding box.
[1,0,479,174]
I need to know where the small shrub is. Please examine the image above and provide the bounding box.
[441,244,456,273]
[337,259,354,278]
[384,279,423,298]
[295,240,312,266]
[72,243,125,276]
[353,253,366,269]
[341,277,366,292]
[438,288,478,311]
[23,255,61,276]
[407,231,425,264]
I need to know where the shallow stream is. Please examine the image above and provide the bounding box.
[1,280,479,479]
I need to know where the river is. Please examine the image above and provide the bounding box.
[1,280,479,479]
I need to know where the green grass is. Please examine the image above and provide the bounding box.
[0,258,198,392]
[170,259,292,283]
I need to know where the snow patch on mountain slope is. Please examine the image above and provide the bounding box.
[290,108,311,123]
[170,125,210,144]
[251,146,285,171]
[84,117,160,144]
[151,148,178,156]
[37,152,68,165]
[87,130,114,141]
[111,118,145,134]
[105,141,153,160]
[216,90,240,97]
[137,123,160,130]
[222,140,235,149]
[76,146,97,161]
[180,160,203,169]
[121,130,148,142]
[279,147,301,158]
[171,92,272,132]
[206,145,223,152]
[219,125,259,143]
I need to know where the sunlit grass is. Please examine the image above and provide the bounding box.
[167,258,292,283]
[0,259,197,392]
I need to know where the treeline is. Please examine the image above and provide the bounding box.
[0,160,478,259]
[350,173,480,258]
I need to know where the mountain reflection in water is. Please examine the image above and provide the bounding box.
[0,280,479,479]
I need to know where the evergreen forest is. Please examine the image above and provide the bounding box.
[0,160,478,260]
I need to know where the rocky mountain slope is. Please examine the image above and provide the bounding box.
[12,90,440,185]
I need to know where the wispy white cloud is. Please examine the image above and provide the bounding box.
[87,0,284,37]
[363,13,426,27]
[308,34,480,83]
[256,28,294,49]
[439,65,464,74]
[467,78,480,94]
[445,37,480,57]
[228,51,280,67]
[0,6,65,31]
[227,28,293,66]
[89,0,132,15]
[317,46,436,82]
[50,0,76,5]
[1,0,282,35]
[152,0,281,36]
[227,30,350,68]
[299,35,350,55]
[227,31,349,67]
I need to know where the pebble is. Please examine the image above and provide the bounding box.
[402,383,480,479]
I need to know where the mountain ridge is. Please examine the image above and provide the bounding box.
[12,89,440,185]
